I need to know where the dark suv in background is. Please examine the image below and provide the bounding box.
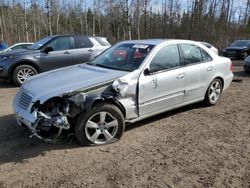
[0,35,111,86]
[223,40,250,60]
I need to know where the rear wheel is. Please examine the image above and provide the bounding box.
[75,103,125,146]
[12,65,38,86]
[204,79,223,106]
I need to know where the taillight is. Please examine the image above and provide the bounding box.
[230,62,233,72]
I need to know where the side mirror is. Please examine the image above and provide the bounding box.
[143,68,151,76]
[42,46,53,53]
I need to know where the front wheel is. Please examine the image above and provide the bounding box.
[12,65,38,86]
[204,79,223,106]
[74,103,125,146]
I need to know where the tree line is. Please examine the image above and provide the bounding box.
[0,0,250,49]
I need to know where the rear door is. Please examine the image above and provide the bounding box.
[39,36,73,71]
[179,43,214,102]
[71,36,95,64]
[138,44,186,116]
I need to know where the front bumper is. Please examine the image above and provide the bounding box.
[0,65,9,79]
[224,51,245,59]
[13,90,37,131]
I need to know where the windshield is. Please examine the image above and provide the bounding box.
[29,36,54,50]
[89,43,155,72]
[230,40,250,47]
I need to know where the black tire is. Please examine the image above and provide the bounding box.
[204,78,223,106]
[12,64,38,86]
[74,103,125,146]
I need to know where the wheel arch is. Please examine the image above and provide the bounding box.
[85,96,126,119]
[9,60,41,78]
[213,76,224,90]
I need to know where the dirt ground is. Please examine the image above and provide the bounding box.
[0,62,249,188]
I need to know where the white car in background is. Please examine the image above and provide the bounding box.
[199,42,219,55]
[0,42,33,53]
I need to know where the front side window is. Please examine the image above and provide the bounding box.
[90,43,154,72]
[150,44,180,72]
[47,37,70,51]
[11,45,22,50]
[74,36,93,49]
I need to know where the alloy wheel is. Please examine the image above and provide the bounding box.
[17,68,36,83]
[209,80,222,104]
[85,111,119,144]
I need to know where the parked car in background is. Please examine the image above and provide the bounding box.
[244,56,250,73]
[0,41,8,51]
[223,40,250,59]
[0,43,33,53]
[13,39,233,145]
[199,42,219,55]
[0,35,111,86]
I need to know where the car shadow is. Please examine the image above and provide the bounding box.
[0,102,205,164]
[126,102,204,131]
[233,71,250,78]
[0,114,79,164]
[0,79,16,88]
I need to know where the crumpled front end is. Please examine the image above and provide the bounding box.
[12,70,141,142]
[13,88,71,142]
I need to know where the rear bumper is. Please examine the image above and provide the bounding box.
[244,64,250,72]
[223,72,234,90]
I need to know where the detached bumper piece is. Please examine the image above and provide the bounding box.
[16,110,70,143]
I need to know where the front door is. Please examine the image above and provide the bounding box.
[39,36,73,71]
[138,44,186,116]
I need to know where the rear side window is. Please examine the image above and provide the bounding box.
[74,36,93,49]
[95,37,111,46]
[180,44,203,65]
[200,48,213,62]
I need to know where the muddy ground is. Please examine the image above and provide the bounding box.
[0,62,249,188]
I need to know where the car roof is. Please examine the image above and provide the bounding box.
[119,39,201,46]
[12,43,34,45]
[50,34,107,39]
[234,40,250,42]
[119,39,170,45]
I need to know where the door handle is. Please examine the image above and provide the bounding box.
[207,66,213,71]
[177,74,185,79]
[88,49,94,52]
[64,51,70,55]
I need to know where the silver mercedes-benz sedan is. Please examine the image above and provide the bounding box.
[13,39,233,145]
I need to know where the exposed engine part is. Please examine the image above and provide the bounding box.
[52,115,70,129]
[29,99,71,142]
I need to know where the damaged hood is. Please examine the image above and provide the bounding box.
[21,64,128,103]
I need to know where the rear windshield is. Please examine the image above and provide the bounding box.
[95,37,111,46]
